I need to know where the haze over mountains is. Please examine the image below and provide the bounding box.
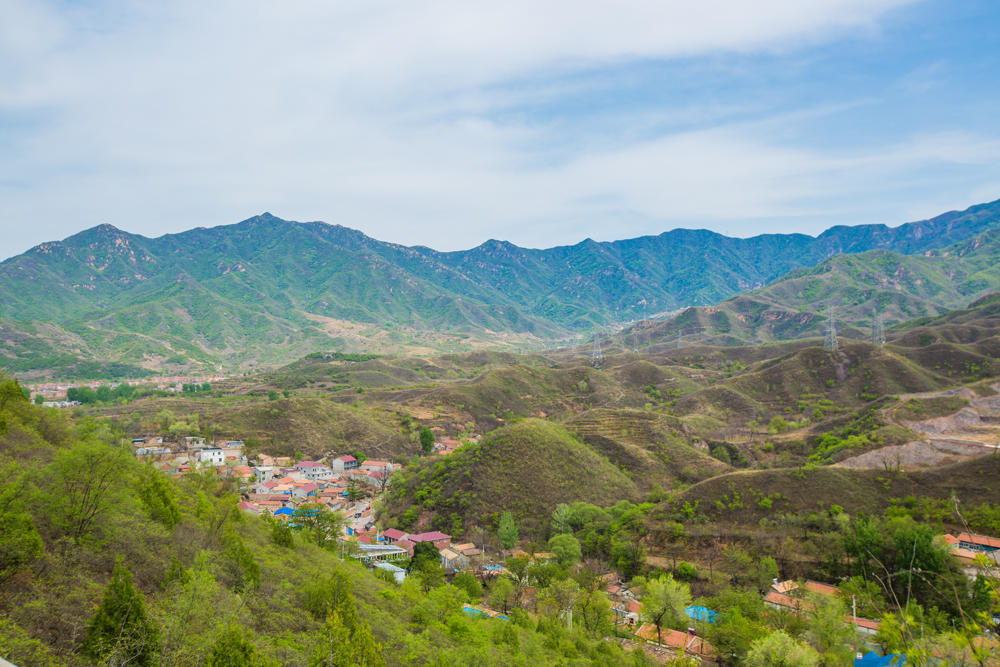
[2,198,1000,377]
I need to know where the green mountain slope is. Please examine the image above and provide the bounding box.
[633,226,1000,348]
[3,198,1000,375]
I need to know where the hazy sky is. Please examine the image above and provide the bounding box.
[1,0,999,259]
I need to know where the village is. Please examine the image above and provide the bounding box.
[127,435,1000,666]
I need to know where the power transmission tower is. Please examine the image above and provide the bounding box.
[592,331,603,367]
[824,308,839,351]
[676,330,683,349]
[632,328,638,353]
[874,314,885,346]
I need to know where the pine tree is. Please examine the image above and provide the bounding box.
[136,461,181,529]
[82,558,161,667]
[203,621,259,667]
[497,511,518,549]
[271,518,295,549]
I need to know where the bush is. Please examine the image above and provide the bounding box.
[675,562,698,582]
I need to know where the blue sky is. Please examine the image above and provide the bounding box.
[0,0,998,259]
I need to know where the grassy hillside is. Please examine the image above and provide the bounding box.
[655,454,1000,524]
[385,419,641,538]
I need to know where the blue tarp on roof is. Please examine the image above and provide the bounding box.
[856,651,906,666]
[684,606,718,623]
[273,508,293,516]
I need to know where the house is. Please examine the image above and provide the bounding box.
[383,528,407,544]
[848,617,882,636]
[330,455,358,472]
[406,531,451,550]
[764,591,814,613]
[770,579,799,594]
[374,562,406,584]
[635,624,716,657]
[440,548,470,571]
[199,448,225,466]
[956,532,1000,553]
[804,580,840,596]
[302,466,336,481]
[293,483,319,498]
[359,460,392,474]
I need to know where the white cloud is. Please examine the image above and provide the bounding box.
[4,0,998,260]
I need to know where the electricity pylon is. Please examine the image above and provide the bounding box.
[592,331,603,367]
[824,308,838,351]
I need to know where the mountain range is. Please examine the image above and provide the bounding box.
[2,198,1000,377]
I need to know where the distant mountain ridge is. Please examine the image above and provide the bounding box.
[1,198,999,375]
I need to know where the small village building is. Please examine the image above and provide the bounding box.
[330,455,358,472]
[199,448,225,466]
[374,562,406,584]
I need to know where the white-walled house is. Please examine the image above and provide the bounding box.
[199,448,225,466]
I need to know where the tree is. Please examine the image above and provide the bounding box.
[539,579,579,628]
[346,478,364,503]
[641,575,692,644]
[419,427,435,454]
[310,611,351,667]
[0,511,43,585]
[135,461,181,529]
[410,541,441,572]
[203,621,260,667]
[33,394,44,405]
[0,374,29,413]
[806,595,855,667]
[709,609,761,665]
[745,631,819,667]
[548,533,582,567]
[551,503,572,535]
[575,588,613,638]
[498,511,518,550]
[271,518,295,549]
[82,559,161,667]
[453,572,484,601]
[291,504,346,549]
[43,441,131,542]
[489,578,517,614]
[755,557,779,593]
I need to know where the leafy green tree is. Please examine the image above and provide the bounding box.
[82,559,161,667]
[0,511,43,585]
[745,631,819,667]
[548,533,582,567]
[33,394,44,405]
[410,541,441,572]
[641,575,692,644]
[291,504,345,549]
[709,608,762,666]
[539,578,579,628]
[135,461,181,529]
[203,621,260,667]
[453,572,483,600]
[497,511,518,549]
[419,427,435,454]
[223,533,261,594]
[489,578,517,614]
[271,517,295,549]
[805,595,855,667]
[0,374,29,413]
[551,503,572,535]
[43,441,131,542]
[310,610,351,667]
[755,557,779,593]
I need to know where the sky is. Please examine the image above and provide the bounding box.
[1,0,999,260]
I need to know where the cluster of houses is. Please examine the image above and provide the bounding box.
[943,531,1000,576]
[763,579,882,635]
[237,456,396,516]
[432,435,481,456]
[28,374,227,404]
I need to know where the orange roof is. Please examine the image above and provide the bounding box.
[764,591,815,612]
[944,534,960,545]
[849,617,881,631]
[771,580,799,594]
[805,581,839,596]
[635,624,716,656]
[957,533,1000,549]
[364,460,390,466]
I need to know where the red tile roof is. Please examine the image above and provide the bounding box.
[805,580,840,596]
[338,455,357,462]
[764,591,815,612]
[408,531,451,542]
